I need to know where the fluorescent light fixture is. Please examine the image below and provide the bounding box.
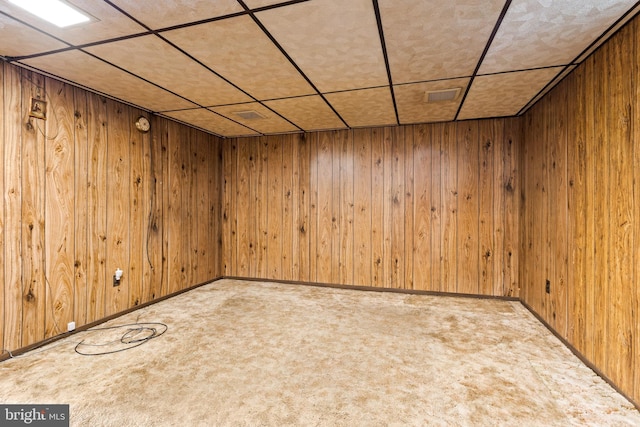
[9,0,90,28]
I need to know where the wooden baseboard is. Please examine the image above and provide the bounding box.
[519,300,639,411]
[0,276,224,362]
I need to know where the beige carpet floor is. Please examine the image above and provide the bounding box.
[0,279,639,426]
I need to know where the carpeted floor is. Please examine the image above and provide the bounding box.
[0,279,638,426]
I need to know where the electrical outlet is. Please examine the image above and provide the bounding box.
[545,280,551,294]
[67,321,76,332]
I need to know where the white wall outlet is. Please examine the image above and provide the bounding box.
[67,321,76,332]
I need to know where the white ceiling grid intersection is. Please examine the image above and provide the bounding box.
[1,0,637,137]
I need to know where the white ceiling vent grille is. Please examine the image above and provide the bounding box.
[424,88,461,103]
[234,110,266,120]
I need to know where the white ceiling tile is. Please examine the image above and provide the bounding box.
[395,78,470,124]
[212,102,299,134]
[264,95,346,131]
[0,0,146,45]
[108,0,243,30]
[163,108,258,137]
[256,0,388,92]
[379,0,505,83]
[21,50,196,112]
[479,0,637,74]
[84,35,252,107]
[163,15,315,100]
[0,14,67,57]
[325,87,396,128]
[458,67,563,120]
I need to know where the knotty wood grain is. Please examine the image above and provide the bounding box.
[73,87,88,325]
[21,70,46,345]
[4,63,23,350]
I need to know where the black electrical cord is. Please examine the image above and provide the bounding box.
[74,322,168,356]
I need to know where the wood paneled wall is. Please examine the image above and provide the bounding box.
[222,120,520,296]
[520,17,640,403]
[0,62,222,355]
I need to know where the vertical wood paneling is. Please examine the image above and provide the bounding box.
[521,14,640,405]
[21,70,45,345]
[223,122,519,298]
[0,63,5,355]
[104,99,129,316]
[442,122,458,293]
[566,67,586,351]
[430,124,442,291]
[86,93,108,322]
[316,132,332,283]
[308,133,318,283]
[148,117,164,301]
[370,128,384,288]
[221,137,233,276]
[128,110,145,307]
[478,120,495,295]
[382,128,393,288]
[403,126,414,291]
[330,131,341,285]
[257,138,268,278]
[491,119,505,297]
[592,47,608,372]
[281,135,294,281]
[1,63,222,355]
[236,139,251,277]
[295,133,310,282]
[45,80,75,337]
[634,16,640,405]
[583,56,597,364]
[457,121,479,294]
[353,129,372,286]
[73,87,88,325]
[503,119,519,297]
[4,64,23,350]
[412,125,431,291]
[339,130,354,285]
[267,137,283,280]
[605,25,633,393]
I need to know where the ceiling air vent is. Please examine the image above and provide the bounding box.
[424,88,461,103]
[234,110,265,120]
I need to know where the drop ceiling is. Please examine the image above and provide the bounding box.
[1,0,638,138]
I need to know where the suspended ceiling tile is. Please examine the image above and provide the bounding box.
[324,87,396,128]
[458,67,563,120]
[212,102,299,134]
[85,35,252,107]
[163,108,257,137]
[256,0,388,93]
[163,15,314,100]
[520,65,577,114]
[108,0,243,29]
[0,14,68,57]
[264,95,346,131]
[479,0,637,74]
[21,50,195,112]
[395,78,470,125]
[574,2,640,63]
[379,0,505,84]
[0,1,146,46]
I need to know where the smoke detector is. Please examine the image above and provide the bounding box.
[424,88,461,103]
[234,110,266,120]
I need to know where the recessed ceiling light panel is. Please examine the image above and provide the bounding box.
[9,0,91,28]
[234,110,266,120]
[424,88,462,103]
